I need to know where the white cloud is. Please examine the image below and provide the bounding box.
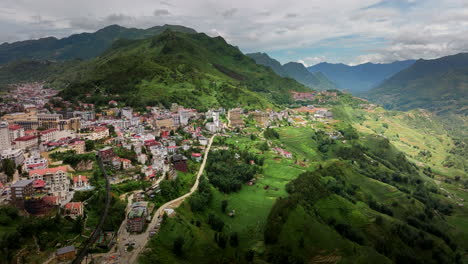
[0,0,467,64]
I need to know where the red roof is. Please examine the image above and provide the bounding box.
[191,153,202,157]
[27,163,45,168]
[14,135,38,141]
[120,158,131,163]
[43,196,59,205]
[29,166,68,177]
[167,146,178,149]
[94,126,108,132]
[0,183,3,189]
[39,128,58,135]
[73,175,88,183]
[33,179,46,188]
[8,124,22,130]
[65,202,83,210]
[70,140,85,146]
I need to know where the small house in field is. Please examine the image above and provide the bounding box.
[191,153,202,162]
[64,202,84,219]
[272,147,292,159]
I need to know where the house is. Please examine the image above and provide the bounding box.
[171,154,188,173]
[198,136,208,146]
[98,146,115,162]
[167,145,178,154]
[64,202,84,218]
[73,175,89,189]
[272,147,293,159]
[191,153,202,162]
[121,158,132,170]
[10,179,34,209]
[112,157,121,170]
[29,166,70,200]
[56,246,76,261]
[68,140,85,154]
[137,153,147,165]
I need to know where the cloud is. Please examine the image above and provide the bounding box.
[221,8,237,18]
[153,9,171,16]
[0,0,467,64]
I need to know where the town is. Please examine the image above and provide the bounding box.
[0,83,340,263]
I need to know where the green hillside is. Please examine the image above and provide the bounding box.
[366,53,468,115]
[139,94,468,264]
[0,24,197,64]
[58,31,310,110]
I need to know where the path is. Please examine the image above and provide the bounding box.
[99,134,216,264]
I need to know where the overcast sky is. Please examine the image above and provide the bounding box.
[1,0,468,65]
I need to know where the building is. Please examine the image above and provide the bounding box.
[68,140,85,154]
[198,136,208,146]
[272,147,293,159]
[121,158,132,170]
[56,246,76,261]
[8,124,24,141]
[228,108,244,128]
[122,107,133,120]
[252,111,270,127]
[155,118,174,130]
[73,175,89,189]
[191,153,202,162]
[64,202,84,218]
[127,202,148,233]
[171,154,188,173]
[29,166,70,200]
[82,126,109,140]
[0,122,11,150]
[11,179,34,209]
[291,92,315,101]
[98,147,115,162]
[39,128,59,142]
[24,151,47,172]
[13,135,38,150]
[0,149,25,166]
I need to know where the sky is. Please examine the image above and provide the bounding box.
[1,0,468,66]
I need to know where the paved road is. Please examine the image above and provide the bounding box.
[99,134,216,264]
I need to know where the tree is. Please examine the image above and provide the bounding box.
[1,159,15,180]
[230,232,239,247]
[221,200,228,213]
[258,142,269,152]
[72,216,84,234]
[85,140,95,151]
[173,236,184,256]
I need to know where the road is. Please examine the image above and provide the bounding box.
[99,134,216,264]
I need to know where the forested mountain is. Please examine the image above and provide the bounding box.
[366,53,468,115]
[57,31,309,110]
[308,60,415,93]
[0,24,197,64]
[247,52,337,90]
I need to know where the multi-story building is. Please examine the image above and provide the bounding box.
[0,122,12,150]
[121,107,133,120]
[98,147,115,162]
[29,166,70,200]
[8,124,24,141]
[13,135,38,150]
[64,202,84,218]
[72,175,89,189]
[252,111,270,127]
[68,140,85,154]
[82,126,109,140]
[127,202,148,233]
[39,128,59,142]
[228,108,245,128]
[11,179,34,209]
[0,149,25,166]
[24,151,47,172]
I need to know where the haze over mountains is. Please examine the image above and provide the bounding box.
[308,60,416,93]
[366,53,468,115]
[247,52,337,90]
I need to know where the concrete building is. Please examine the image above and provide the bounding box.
[13,135,38,150]
[0,149,25,166]
[29,166,70,200]
[121,107,133,120]
[0,122,11,150]
[11,179,34,209]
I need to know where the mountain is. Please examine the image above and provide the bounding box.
[0,24,197,64]
[308,60,415,93]
[246,52,337,90]
[58,31,309,110]
[366,53,468,115]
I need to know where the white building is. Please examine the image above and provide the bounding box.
[29,166,70,200]
[24,151,48,172]
[0,149,25,166]
[122,107,133,120]
[0,122,11,150]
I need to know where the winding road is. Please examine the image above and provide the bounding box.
[98,134,216,264]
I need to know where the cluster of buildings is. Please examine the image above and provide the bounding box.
[291,91,338,102]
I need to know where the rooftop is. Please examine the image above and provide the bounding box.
[11,179,34,187]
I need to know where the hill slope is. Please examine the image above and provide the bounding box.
[59,31,310,110]
[0,24,197,64]
[366,53,468,115]
[308,60,415,93]
[247,52,337,90]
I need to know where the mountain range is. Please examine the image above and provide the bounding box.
[247,52,337,90]
[308,60,415,93]
[55,31,309,110]
[366,53,468,115]
[0,24,197,64]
